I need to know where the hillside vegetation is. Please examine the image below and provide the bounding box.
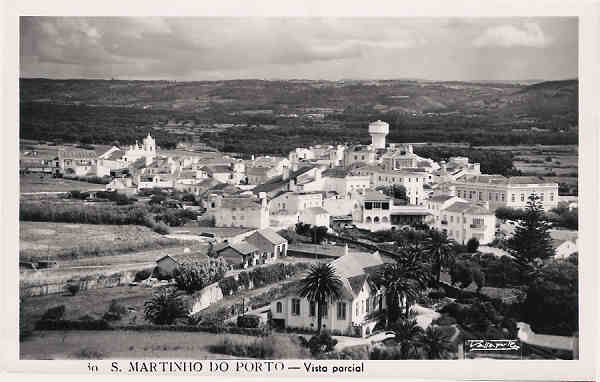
[20,78,578,152]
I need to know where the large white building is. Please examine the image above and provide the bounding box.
[271,249,392,337]
[453,175,559,211]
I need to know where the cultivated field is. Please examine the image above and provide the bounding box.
[19,221,193,261]
[20,174,106,193]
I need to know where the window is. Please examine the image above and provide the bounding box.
[501,193,505,202]
[550,192,555,201]
[337,302,347,320]
[309,301,316,317]
[478,192,482,201]
[276,302,282,313]
[520,193,525,202]
[540,193,544,201]
[366,298,370,313]
[355,302,359,315]
[322,303,328,317]
[511,194,516,202]
[450,215,454,223]
[292,298,301,316]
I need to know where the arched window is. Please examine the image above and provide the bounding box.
[374,217,380,223]
[382,216,389,223]
[276,302,282,313]
[366,216,372,223]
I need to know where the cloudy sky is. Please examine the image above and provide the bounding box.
[20,17,578,81]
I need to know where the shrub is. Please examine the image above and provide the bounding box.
[428,290,446,299]
[370,345,404,360]
[66,282,81,296]
[237,314,260,328]
[318,345,370,360]
[466,238,479,253]
[103,300,128,321]
[41,305,66,320]
[35,319,111,330]
[208,335,310,359]
[152,221,171,235]
[72,348,106,359]
[432,314,457,326]
[307,332,338,355]
[135,269,152,282]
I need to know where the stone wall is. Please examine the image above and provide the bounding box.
[20,270,137,298]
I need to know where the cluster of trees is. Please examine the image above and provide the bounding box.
[20,102,180,149]
[218,262,310,296]
[295,223,329,244]
[379,184,407,202]
[173,258,229,293]
[413,146,521,176]
[496,201,578,230]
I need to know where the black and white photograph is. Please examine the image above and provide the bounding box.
[4,2,598,379]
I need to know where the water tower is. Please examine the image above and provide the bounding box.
[368,120,389,149]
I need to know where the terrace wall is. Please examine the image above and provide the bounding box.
[20,270,137,298]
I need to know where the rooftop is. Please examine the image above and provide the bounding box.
[251,228,288,245]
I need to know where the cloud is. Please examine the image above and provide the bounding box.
[473,22,550,48]
[19,17,575,81]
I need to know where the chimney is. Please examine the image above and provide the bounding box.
[314,168,322,181]
[288,178,296,192]
[441,160,447,176]
[292,162,298,172]
[344,244,349,257]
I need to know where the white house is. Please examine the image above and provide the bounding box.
[428,198,496,245]
[270,249,391,337]
[269,191,323,215]
[553,239,578,259]
[214,193,270,229]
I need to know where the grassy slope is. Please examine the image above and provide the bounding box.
[20,330,250,359]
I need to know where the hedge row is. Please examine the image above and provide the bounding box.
[35,319,111,330]
[114,324,268,336]
[33,320,269,336]
[218,262,310,296]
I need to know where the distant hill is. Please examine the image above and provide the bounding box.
[19,78,578,150]
[20,78,577,117]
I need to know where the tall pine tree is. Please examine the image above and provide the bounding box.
[506,194,555,263]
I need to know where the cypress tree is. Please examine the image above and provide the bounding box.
[506,194,555,263]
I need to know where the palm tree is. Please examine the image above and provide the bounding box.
[423,229,456,285]
[376,252,430,326]
[144,288,188,325]
[392,318,424,359]
[421,326,453,359]
[298,263,343,333]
